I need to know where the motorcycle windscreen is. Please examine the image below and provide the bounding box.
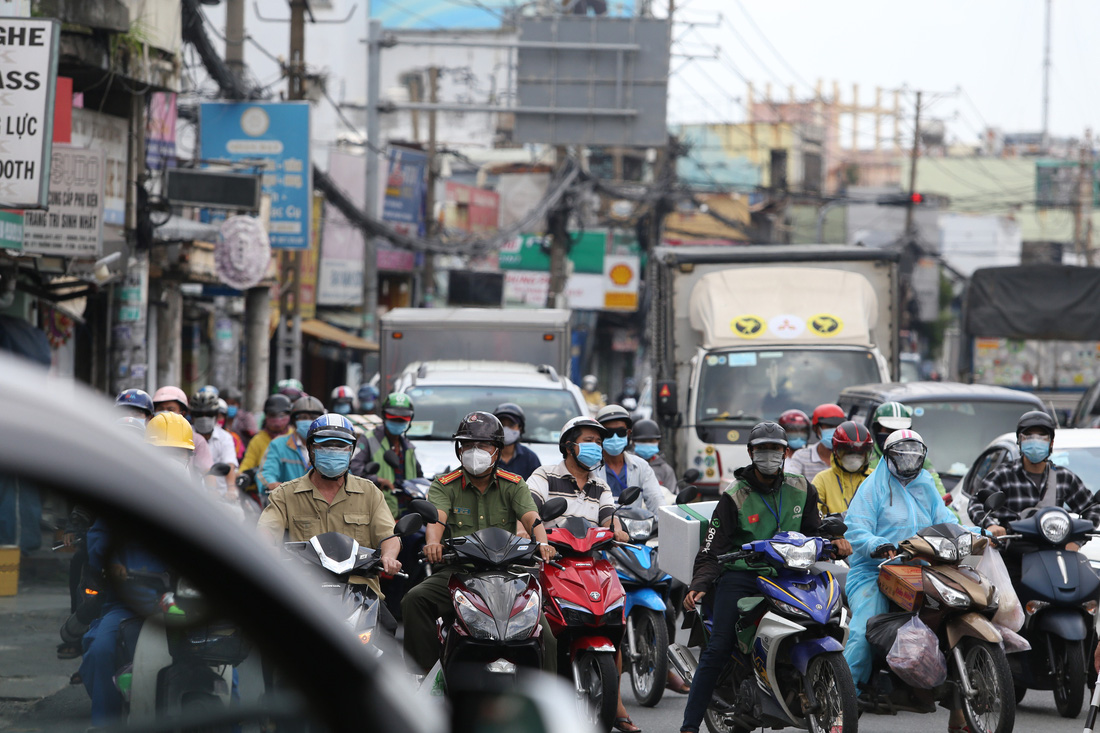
[463,573,534,639]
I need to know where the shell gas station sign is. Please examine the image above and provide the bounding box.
[603,254,639,311]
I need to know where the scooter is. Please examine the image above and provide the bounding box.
[997,504,1100,716]
[603,502,672,707]
[666,518,855,733]
[378,452,432,620]
[540,486,640,732]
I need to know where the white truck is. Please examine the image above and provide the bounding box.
[650,245,899,495]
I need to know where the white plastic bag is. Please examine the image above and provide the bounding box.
[993,623,1031,654]
[976,546,1024,632]
[887,616,948,689]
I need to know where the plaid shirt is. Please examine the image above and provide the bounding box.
[969,459,1100,527]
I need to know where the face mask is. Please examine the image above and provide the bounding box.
[502,427,521,446]
[226,406,238,419]
[819,427,836,450]
[385,419,409,436]
[461,447,495,476]
[634,443,660,460]
[840,453,867,473]
[314,447,352,478]
[334,403,351,415]
[193,416,216,435]
[787,435,808,450]
[296,419,313,439]
[603,434,628,456]
[1020,437,1051,463]
[362,401,375,413]
[574,442,604,470]
[752,449,785,476]
[266,415,290,434]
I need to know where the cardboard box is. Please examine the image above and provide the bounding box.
[657,501,718,585]
[878,564,924,611]
[0,545,19,596]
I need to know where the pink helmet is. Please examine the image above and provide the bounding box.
[152,386,189,410]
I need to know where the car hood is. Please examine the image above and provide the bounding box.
[412,439,560,478]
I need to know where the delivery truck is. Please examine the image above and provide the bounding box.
[650,245,900,495]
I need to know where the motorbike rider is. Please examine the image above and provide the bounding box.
[777,408,811,458]
[593,404,667,513]
[581,374,606,416]
[350,392,422,518]
[811,420,873,515]
[357,383,379,414]
[275,378,304,402]
[217,398,246,462]
[223,387,257,442]
[402,411,555,675]
[115,388,154,423]
[785,403,845,483]
[330,385,356,415]
[240,394,294,476]
[493,402,541,479]
[867,401,948,496]
[631,418,676,494]
[843,429,976,730]
[678,421,851,733]
[616,376,640,411]
[152,386,213,475]
[190,390,239,497]
[258,395,325,493]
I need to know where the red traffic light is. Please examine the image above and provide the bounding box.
[910,192,924,204]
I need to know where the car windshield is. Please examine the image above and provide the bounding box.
[695,349,881,425]
[910,400,1040,476]
[404,386,583,442]
[1050,446,1100,495]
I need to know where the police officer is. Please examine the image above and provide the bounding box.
[350,392,422,518]
[401,412,556,676]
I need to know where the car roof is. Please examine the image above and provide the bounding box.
[839,380,1047,405]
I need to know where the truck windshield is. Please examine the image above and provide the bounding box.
[909,400,1041,477]
[404,386,583,443]
[695,349,881,425]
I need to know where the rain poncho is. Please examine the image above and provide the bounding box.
[842,460,978,685]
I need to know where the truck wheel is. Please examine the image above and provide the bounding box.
[629,608,669,707]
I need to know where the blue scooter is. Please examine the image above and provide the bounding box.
[604,504,673,707]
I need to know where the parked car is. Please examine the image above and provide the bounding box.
[1070,379,1100,428]
[838,381,1047,491]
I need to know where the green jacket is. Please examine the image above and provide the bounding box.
[350,425,421,517]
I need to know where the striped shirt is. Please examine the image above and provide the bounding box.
[527,460,615,527]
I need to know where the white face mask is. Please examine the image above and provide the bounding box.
[193,416,216,435]
[840,454,866,473]
[461,447,495,476]
[502,427,521,446]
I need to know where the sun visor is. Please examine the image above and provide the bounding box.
[688,267,878,349]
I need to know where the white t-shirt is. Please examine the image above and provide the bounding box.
[203,426,239,495]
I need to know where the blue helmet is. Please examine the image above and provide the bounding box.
[116,388,154,416]
[306,414,356,446]
[357,383,379,404]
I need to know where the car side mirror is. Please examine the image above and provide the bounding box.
[206,462,232,477]
[984,491,1007,512]
[682,468,701,485]
[383,449,401,469]
[618,485,642,507]
[394,512,424,537]
[408,499,439,524]
[540,497,568,523]
[676,486,699,505]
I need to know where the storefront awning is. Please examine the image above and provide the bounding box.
[300,319,378,352]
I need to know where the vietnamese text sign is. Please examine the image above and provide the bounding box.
[200,102,311,249]
[72,108,128,226]
[383,147,427,236]
[22,145,104,256]
[0,18,59,208]
[498,230,607,273]
[0,209,23,250]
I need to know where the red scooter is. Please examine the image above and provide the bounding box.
[540,486,641,732]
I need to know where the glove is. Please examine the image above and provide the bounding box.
[872,543,897,559]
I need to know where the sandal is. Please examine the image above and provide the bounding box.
[665,674,691,694]
[57,642,82,660]
[70,671,82,685]
[947,726,970,733]
[613,717,641,733]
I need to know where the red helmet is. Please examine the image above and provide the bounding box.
[811,403,845,429]
[831,421,873,454]
[777,409,810,432]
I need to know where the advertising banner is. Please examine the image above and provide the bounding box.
[22,145,104,256]
[72,108,128,227]
[498,230,607,273]
[319,148,365,306]
[146,92,177,171]
[382,146,428,236]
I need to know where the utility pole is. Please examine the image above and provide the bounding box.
[1042,0,1052,154]
[904,90,922,239]
[422,66,440,304]
[361,18,382,354]
[546,146,570,308]
[1074,128,1093,264]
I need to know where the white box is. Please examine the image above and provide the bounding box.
[657,501,718,585]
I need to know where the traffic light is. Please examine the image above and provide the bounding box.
[876,192,927,206]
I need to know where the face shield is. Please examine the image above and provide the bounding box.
[886,440,927,480]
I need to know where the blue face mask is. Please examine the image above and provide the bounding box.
[313,447,352,478]
[362,401,375,413]
[226,405,238,419]
[296,419,312,439]
[574,442,604,469]
[634,443,659,460]
[385,419,409,436]
[334,403,351,415]
[819,427,836,450]
[1020,437,1051,463]
[787,436,807,450]
[603,434,628,456]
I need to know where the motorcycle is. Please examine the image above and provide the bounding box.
[666,518,855,733]
[998,504,1100,716]
[603,502,672,707]
[540,485,640,732]
[861,492,1014,733]
[377,452,433,620]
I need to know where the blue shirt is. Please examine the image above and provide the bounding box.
[498,442,542,480]
[258,432,311,487]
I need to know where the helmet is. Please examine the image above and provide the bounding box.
[632,419,661,441]
[453,411,505,446]
[883,429,927,480]
[811,404,845,429]
[223,387,242,403]
[276,378,304,401]
[263,394,293,415]
[146,412,195,450]
[872,402,913,431]
[197,384,219,399]
[331,385,355,403]
[152,386,189,411]
[493,402,526,432]
[116,388,154,416]
[291,395,325,418]
[1016,410,1055,439]
[381,392,414,419]
[777,409,810,432]
[596,404,633,429]
[190,390,220,416]
[831,421,873,454]
[747,421,788,449]
[558,416,608,457]
[357,384,379,404]
[306,414,356,446]
[116,416,148,433]
[216,398,229,416]
[582,374,598,391]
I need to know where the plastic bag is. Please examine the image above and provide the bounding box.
[976,546,1024,631]
[993,623,1031,654]
[866,611,917,661]
[887,616,948,689]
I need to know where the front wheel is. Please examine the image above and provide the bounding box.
[805,652,858,733]
[1051,636,1086,718]
[577,651,618,733]
[958,638,1015,733]
[629,608,669,707]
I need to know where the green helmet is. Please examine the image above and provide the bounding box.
[382,392,414,418]
[872,401,913,431]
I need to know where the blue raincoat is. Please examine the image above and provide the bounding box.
[842,460,978,685]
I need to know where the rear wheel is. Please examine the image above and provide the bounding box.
[577,651,618,733]
[958,638,1015,733]
[629,608,669,707]
[1051,636,1086,718]
[805,652,858,733]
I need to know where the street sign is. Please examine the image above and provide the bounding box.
[498,231,607,273]
[372,1,636,29]
[200,102,311,249]
[22,145,104,256]
[0,18,59,209]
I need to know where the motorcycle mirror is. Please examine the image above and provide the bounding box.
[618,485,642,507]
[682,468,701,485]
[676,486,700,505]
[383,449,401,469]
[984,491,1007,511]
[394,512,424,537]
[820,516,848,537]
[408,499,440,524]
[540,497,568,523]
[361,461,380,476]
[206,462,232,477]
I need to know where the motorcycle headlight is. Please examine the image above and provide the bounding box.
[773,541,817,570]
[927,573,970,609]
[1040,511,1071,544]
[454,590,499,640]
[956,532,973,558]
[925,536,959,562]
[621,517,655,542]
[774,599,811,619]
[505,593,540,641]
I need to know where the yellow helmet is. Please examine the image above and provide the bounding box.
[146,412,195,450]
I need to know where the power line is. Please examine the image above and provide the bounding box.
[730,0,814,91]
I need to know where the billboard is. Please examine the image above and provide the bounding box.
[382,147,428,236]
[372,1,636,30]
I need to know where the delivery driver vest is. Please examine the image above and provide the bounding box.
[722,473,810,574]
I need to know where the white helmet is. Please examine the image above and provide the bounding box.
[883,429,927,480]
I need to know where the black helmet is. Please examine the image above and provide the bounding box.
[453,411,505,446]
[190,390,220,416]
[558,416,609,457]
[747,421,788,450]
[595,404,633,429]
[632,419,661,441]
[1016,410,1055,439]
[263,394,293,415]
[291,395,325,419]
[493,402,526,432]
